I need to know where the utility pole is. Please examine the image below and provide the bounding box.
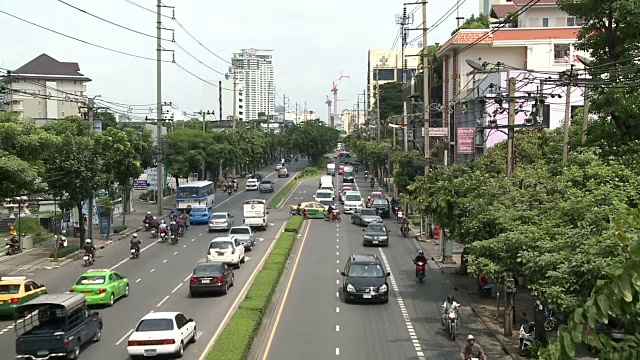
[421,0,430,174]
[376,65,381,143]
[398,6,410,152]
[356,99,360,132]
[506,77,516,177]
[581,86,589,144]
[562,66,573,163]
[232,53,238,129]
[295,102,298,124]
[87,96,95,241]
[219,81,222,121]
[197,110,213,180]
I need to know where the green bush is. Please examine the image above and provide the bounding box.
[206,309,262,360]
[13,217,42,235]
[32,233,54,246]
[114,225,128,233]
[284,216,303,233]
[239,269,282,312]
[49,245,80,258]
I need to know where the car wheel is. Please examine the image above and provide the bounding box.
[108,293,115,306]
[93,325,102,342]
[175,341,184,358]
[230,274,235,287]
[124,285,130,297]
[67,343,80,359]
[222,281,229,295]
[240,255,246,264]
[190,326,197,343]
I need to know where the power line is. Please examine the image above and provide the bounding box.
[171,16,231,65]
[123,0,171,18]
[175,62,234,91]
[174,42,225,76]
[0,9,171,63]
[407,0,468,44]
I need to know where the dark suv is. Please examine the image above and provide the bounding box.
[341,253,390,304]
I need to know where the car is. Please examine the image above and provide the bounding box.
[189,205,210,225]
[370,198,391,218]
[259,180,275,193]
[275,163,283,170]
[0,276,47,316]
[252,173,265,182]
[69,269,130,306]
[208,212,234,232]
[340,253,390,304]
[289,201,329,219]
[277,167,289,178]
[339,186,353,203]
[343,191,363,213]
[338,167,344,175]
[362,222,390,246]
[351,208,383,226]
[245,178,260,191]
[207,236,246,268]
[367,191,385,207]
[127,311,197,358]
[228,226,256,250]
[189,262,235,296]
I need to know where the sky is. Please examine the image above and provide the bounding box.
[1,0,478,123]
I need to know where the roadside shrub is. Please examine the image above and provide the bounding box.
[13,217,42,235]
[239,269,281,312]
[284,216,303,233]
[49,245,80,258]
[32,233,54,246]
[206,309,262,360]
[114,225,128,233]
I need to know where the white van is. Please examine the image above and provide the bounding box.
[319,175,334,191]
[343,191,363,213]
[242,199,268,231]
[314,189,334,203]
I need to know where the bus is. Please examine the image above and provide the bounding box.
[175,181,216,212]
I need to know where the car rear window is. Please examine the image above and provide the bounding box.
[136,319,174,332]
[0,285,20,294]
[316,192,332,198]
[367,224,386,233]
[247,179,258,184]
[194,264,222,276]
[345,195,361,201]
[192,206,207,212]
[229,228,251,235]
[261,180,273,184]
[210,214,227,220]
[348,264,384,277]
[209,241,232,249]
[373,199,389,205]
[76,276,106,285]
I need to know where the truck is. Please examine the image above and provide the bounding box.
[343,165,354,183]
[326,163,336,176]
[243,199,268,231]
[319,175,334,191]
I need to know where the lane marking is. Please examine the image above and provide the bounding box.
[335,279,339,285]
[199,233,203,236]
[378,249,426,360]
[115,328,134,346]
[336,306,340,313]
[183,244,187,248]
[336,347,340,356]
[336,252,339,256]
[259,221,312,360]
[135,278,141,283]
[173,251,178,255]
[336,259,339,264]
[335,325,340,332]
[156,295,170,307]
[336,269,339,273]
[198,222,289,360]
[192,239,195,242]
[184,274,192,282]
[336,245,339,249]
[150,268,155,272]
[279,180,304,207]
[171,283,183,293]
[163,260,167,263]
[336,291,339,298]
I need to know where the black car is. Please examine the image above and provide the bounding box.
[252,173,264,182]
[341,253,390,304]
[351,208,383,226]
[370,198,391,218]
[189,262,235,296]
[362,222,390,246]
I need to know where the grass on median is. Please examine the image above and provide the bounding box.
[206,216,305,360]
[268,166,322,209]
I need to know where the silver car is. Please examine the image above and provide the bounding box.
[228,226,256,250]
[208,212,234,232]
[259,180,275,193]
[351,208,383,226]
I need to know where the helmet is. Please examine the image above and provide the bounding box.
[418,250,424,256]
[467,334,475,341]
[133,233,138,238]
[170,221,176,225]
[61,230,66,235]
[153,216,157,220]
[298,203,301,206]
[147,211,151,215]
[85,239,92,244]
[161,220,165,224]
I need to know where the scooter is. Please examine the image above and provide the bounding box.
[364,173,369,181]
[370,180,375,188]
[144,223,150,232]
[83,252,94,267]
[519,312,535,356]
[233,182,238,192]
[228,188,233,196]
[446,309,458,341]
[130,246,140,259]
[159,231,167,243]
[150,228,158,238]
[414,261,426,283]
[544,308,557,332]
[170,233,179,245]
[5,241,22,256]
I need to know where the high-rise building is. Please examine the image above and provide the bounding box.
[230,49,275,121]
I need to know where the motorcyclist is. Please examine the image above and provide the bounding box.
[326,204,335,220]
[442,295,460,328]
[227,186,233,195]
[149,216,160,231]
[401,215,411,234]
[143,211,153,224]
[370,177,375,187]
[364,170,369,180]
[296,203,303,216]
[461,334,487,360]
[232,177,238,190]
[176,217,187,233]
[179,212,190,228]
[169,221,179,238]
[130,233,141,253]
[83,239,96,261]
[415,250,427,265]
[56,230,68,248]
[158,220,168,235]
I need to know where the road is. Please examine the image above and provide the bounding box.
[1,160,307,360]
[255,172,511,360]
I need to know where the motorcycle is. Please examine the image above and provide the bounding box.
[415,261,426,282]
[544,308,557,332]
[83,252,94,267]
[5,241,22,256]
[159,231,167,243]
[228,188,233,196]
[170,233,179,245]
[370,180,375,188]
[294,157,298,162]
[178,226,185,237]
[130,246,140,259]
[401,223,410,238]
[446,309,458,341]
[233,182,238,192]
[519,312,535,356]
[324,210,341,222]
[150,228,158,238]
[364,173,369,181]
[144,223,150,232]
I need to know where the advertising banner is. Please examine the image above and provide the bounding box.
[457,127,475,154]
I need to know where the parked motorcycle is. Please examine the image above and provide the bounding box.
[130,246,140,259]
[446,309,458,341]
[414,261,426,283]
[519,312,535,356]
[83,252,94,267]
[544,308,557,332]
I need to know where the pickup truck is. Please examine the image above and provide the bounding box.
[259,180,275,193]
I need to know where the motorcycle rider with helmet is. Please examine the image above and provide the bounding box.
[442,295,460,328]
[158,220,168,236]
[169,221,179,239]
[461,334,487,360]
[130,233,141,255]
[143,211,153,224]
[83,239,96,261]
[296,203,303,216]
[414,250,428,276]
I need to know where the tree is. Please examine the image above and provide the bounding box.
[451,14,490,35]
[287,119,339,165]
[374,82,403,130]
[392,150,424,192]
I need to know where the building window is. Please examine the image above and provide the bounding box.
[376,69,395,81]
[542,18,549,27]
[554,44,571,62]
[61,111,65,117]
[566,17,575,26]
[38,100,41,105]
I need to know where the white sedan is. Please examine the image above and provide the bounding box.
[127,312,197,358]
[207,236,246,268]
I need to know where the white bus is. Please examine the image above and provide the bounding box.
[176,181,216,211]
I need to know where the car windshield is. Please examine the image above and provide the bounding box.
[345,195,361,201]
[229,228,250,235]
[316,192,332,198]
[360,209,377,216]
[261,180,272,184]
[76,276,106,285]
[373,199,389,205]
[194,264,222,276]
[367,225,387,234]
[0,284,20,294]
[136,319,174,332]
[209,241,232,249]
[348,264,384,277]
[177,187,200,198]
[210,214,227,220]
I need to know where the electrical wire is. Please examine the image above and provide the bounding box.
[0,9,171,63]
[407,0,468,45]
[172,16,231,65]
[123,0,171,19]
[174,62,234,91]
[174,42,225,76]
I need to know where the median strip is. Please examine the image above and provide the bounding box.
[269,166,322,208]
[205,216,306,360]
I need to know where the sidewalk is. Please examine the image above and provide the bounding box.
[0,192,174,274]
[420,239,596,359]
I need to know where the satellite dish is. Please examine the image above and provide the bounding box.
[466,60,485,71]
[576,55,591,66]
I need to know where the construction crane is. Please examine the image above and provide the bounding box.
[325,96,333,127]
[330,71,350,120]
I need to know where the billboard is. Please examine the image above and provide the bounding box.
[457,128,475,154]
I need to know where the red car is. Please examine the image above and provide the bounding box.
[367,191,384,207]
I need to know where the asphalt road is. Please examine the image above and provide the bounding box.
[256,172,511,360]
[1,160,308,360]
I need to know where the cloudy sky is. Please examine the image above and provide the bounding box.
[1,0,477,122]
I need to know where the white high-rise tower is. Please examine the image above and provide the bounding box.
[230,49,275,121]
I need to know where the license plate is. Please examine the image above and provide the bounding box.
[373,240,379,244]
[83,292,92,296]
[144,349,157,356]
[363,294,372,299]
[217,252,224,256]
[201,279,210,284]
[37,350,49,356]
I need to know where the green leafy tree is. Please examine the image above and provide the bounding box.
[287,119,339,165]
[374,82,403,131]
[451,14,490,35]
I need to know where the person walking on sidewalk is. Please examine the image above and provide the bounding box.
[461,334,487,360]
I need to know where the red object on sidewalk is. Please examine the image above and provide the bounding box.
[433,225,440,240]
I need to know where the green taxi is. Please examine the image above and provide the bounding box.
[0,276,47,316]
[70,269,130,306]
[289,201,330,219]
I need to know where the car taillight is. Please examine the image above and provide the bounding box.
[214,276,223,282]
[64,339,70,348]
[127,340,138,346]
[96,289,107,294]
[190,276,197,283]
[163,339,176,345]
[9,298,19,304]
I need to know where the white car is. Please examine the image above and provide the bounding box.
[343,191,363,213]
[127,312,197,358]
[208,212,234,232]
[245,178,259,191]
[275,163,283,170]
[207,236,246,268]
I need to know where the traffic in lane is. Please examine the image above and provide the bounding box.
[1,161,306,359]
